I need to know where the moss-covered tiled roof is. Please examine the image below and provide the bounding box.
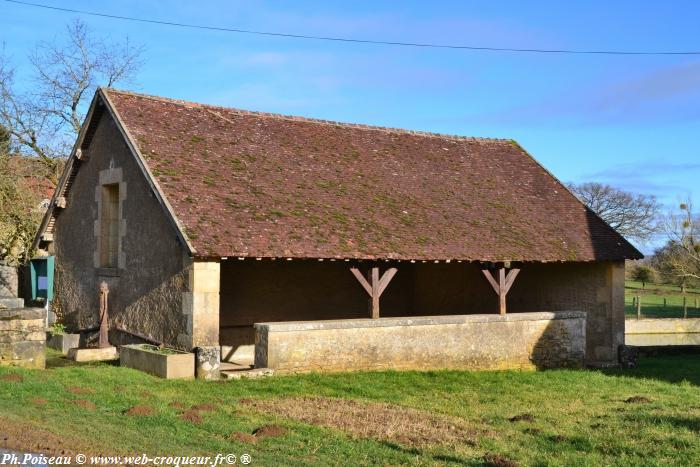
[103,88,642,262]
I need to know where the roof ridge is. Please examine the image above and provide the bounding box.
[103,87,510,144]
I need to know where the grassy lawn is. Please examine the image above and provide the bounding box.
[625,280,700,319]
[0,350,699,466]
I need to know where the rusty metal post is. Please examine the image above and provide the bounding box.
[99,281,110,348]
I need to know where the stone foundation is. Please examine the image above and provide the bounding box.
[254,311,586,374]
[0,308,46,369]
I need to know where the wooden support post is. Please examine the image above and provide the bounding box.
[663,297,666,308]
[636,295,641,320]
[684,296,688,318]
[350,266,398,319]
[481,266,520,315]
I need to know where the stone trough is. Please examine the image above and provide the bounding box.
[254,311,586,374]
[120,344,194,379]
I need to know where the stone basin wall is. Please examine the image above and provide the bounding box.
[0,308,46,369]
[254,311,586,374]
[625,318,700,346]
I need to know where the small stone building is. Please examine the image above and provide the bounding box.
[34,89,641,377]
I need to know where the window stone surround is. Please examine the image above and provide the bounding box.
[93,165,127,271]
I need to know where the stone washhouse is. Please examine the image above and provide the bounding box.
[33,89,642,378]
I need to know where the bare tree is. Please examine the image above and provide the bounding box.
[659,200,700,288]
[0,20,142,184]
[567,182,660,242]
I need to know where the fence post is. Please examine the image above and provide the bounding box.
[636,295,641,320]
[683,296,688,319]
[663,297,667,308]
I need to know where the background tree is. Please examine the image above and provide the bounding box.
[629,264,656,289]
[657,201,700,291]
[0,129,41,265]
[567,182,660,243]
[0,19,142,184]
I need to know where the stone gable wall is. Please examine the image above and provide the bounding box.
[52,109,190,349]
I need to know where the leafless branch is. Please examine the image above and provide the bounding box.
[0,20,143,186]
[567,182,660,243]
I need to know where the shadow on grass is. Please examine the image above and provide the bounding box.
[601,353,700,386]
[379,441,473,465]
[625,414,700,432]
[46,351,120,369]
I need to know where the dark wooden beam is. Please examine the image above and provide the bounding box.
[350,266,398,319]
[481,267,520,315]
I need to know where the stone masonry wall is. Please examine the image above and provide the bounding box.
[52,107,189,348]
[0,308,46,369]
[255,311,586,374]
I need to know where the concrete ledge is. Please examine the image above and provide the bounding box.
[626,318,700,334]
[256,311,587,332]
[255,311,586,374]
[625,318,700,346]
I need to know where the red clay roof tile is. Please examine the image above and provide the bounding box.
[103,88,642,262]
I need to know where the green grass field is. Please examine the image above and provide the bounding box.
[625,280,700,319]
[1,349,699,466]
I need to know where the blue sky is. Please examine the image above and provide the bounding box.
[2,1,699,251]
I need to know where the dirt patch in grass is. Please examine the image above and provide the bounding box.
[242,396,480,448]
[191,403,216,412]
[169,401,186,409]
[125,405,155,416]
[31,397,48,406]
[229,432,258,444]
[625,396,652,404]
[509,413,535,423]
[66,386,95,395]
[73,399,96,410]
[0,416,82,457]
[253,425,287,439]
[1,373,23,383]
[179,410,203,424]
[484,453,518,467]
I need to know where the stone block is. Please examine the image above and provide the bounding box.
[0,307,46,369]
[46,333,81,354]
[195,346,220,380]
[120,344,194,379]
[0,264,18,298]
[0,298,24,309]
[67,346,118,362]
